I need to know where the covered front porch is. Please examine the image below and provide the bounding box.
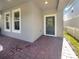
[0,35,63,59]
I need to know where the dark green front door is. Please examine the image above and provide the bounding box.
[46,16,55,35]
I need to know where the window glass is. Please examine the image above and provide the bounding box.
[4,12,10,32]
[14,21,19,30]
[14,11,19,20]
[6,22,9,29]
[12,8,21,33]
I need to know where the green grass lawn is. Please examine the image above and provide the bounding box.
[64,32,79,58]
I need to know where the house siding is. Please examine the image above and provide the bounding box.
[64,0,79,40]
[64,0,79,28]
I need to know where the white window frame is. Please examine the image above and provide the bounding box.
[4,12,11,32]
[12,8,21,33]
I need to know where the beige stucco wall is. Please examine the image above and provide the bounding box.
[57,11,63,37]
[0,0,65,42]
[56,0,64,37]
[1,1,43,42]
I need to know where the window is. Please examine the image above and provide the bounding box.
[4,12,11,32]
[12,8,21,33]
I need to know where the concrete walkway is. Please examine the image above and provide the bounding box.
[61,38,78,59]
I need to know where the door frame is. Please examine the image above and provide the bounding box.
[44,14,57,36]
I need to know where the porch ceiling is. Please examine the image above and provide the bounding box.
[0,0,28,10]
[0,0,59,11]
[0,0,74,11]
[33,0,59,11]
[33,0,75,11]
